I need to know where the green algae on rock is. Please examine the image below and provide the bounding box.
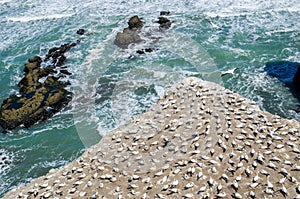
[0,42,76,130]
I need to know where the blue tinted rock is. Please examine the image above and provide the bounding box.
[264,61,300,83]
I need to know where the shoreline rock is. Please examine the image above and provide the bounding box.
[3,77,300,198]
[0,29,93,131]
[0,42,77,130]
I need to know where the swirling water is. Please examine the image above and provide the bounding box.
[0,0,299,196]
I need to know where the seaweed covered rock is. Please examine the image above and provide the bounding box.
[0,42,77,130]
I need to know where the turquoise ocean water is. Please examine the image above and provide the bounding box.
[0,0,299,196]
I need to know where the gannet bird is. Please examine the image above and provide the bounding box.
[221,67,239,77]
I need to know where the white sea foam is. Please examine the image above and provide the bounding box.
[0,0,11,4]
[0,149,13,175]
[7,13,73,22]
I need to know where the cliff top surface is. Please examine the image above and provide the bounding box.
[4,77,300,199]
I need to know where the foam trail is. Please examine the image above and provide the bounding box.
[72,29,119,147]
[7,14,73,22]
[161,31,223,85]
[0,0,11,3]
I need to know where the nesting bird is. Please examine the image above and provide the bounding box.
[3,77,300,199]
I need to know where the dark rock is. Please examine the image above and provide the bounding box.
[291,66,300,101]
[160,11,170,16]
[128,15,143,30]
[4,160,10,164]
[295,105,300,113]
[145,48,154,53]
[264,61,300,83]
[293,65,300,85]
[157,17,172,29]
[77,29,85,35]
[56,54,66,67]
[60,69,72,75]
[157,17,170,25]
[47,47,60,55]
[136,49,145,55]
[46,43,77,66]
[136,48,156,54]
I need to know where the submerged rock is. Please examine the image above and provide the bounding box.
[295,105,300,113]
[0,42,77,130]
[95,77,116,104]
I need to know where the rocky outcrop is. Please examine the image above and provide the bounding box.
[0,29,94,131]
[0,42,77,130]
[127,15,143,30]
[114,15,144,49]
[114,12,172,50]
